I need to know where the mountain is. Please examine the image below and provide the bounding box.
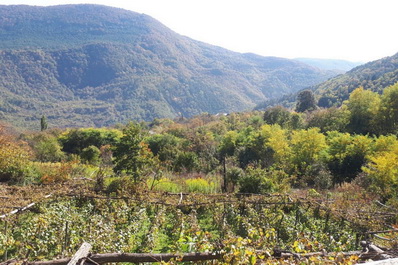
[295,58,362,72]
[315,52,398,107]
[254,53,398,110]
[0,4,338,129]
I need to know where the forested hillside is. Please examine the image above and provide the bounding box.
[256,52,398,110]
[315,52,398,107]
[0,4,338,129]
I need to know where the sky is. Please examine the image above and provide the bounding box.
[1,0,398,62]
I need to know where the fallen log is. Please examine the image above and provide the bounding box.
[271,250,362,259]
[366,230,398,235]
[5,252,222,265]
[90,252,222,263]
[363,257,398,264]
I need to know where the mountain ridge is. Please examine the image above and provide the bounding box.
[294,58,362,72]
[254,52,398,110]
[315,52,398,107]
[0,4,339,129]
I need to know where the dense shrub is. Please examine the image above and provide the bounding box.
[238,166,289,194]
[80,145,101,165]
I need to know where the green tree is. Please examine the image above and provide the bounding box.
[186,128,219,173]
[60,128,121,154]
[0,126,34,183]
[296,90,317,113]
[219,131,240,191]
[259,124,291,167]
[363,150,398,200]
[377,83,398,134]
[373,135,398,154]
[326,131,372,183]
[113,123,153,182]
[40,115,48,131]
[236,126,267,168]
[289,112,305,130]
[263,106,291,127]
[235,124,291,171]
[362,136,398,199]
[146,133,182,169]
[345,87,380,134]
[263,106,304,130]
[238,166,289,194]
[34,134,65,162]
[306,107,349,133]
[290,128,327,178]
[174,151,199,172]
[225,166,243,192]
[219,131,239,158]
[80,145,101,165]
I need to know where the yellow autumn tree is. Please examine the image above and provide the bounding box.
[345,87,380,134]
[363,138,398,199]
[0,125,33,183]
[259,124,291,166]
[290,128,327,175]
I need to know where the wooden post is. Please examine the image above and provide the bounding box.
[222,157,227,193]
[4,221,7,262]
[67,242,92,265]
[62,221,69,258]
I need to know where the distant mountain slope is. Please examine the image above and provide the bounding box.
[254,53,398,110]
[295,58,362,72]
[0,4,337,129]
[314,52,398,107]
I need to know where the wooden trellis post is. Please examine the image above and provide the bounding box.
[67,242,92,265]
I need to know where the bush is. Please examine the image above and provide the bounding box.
[304,163,333,189]
[32,134,65,162]
[174,152,199,172]
[225,166,244,192]
[80,145,101,165]
[106,176,142,195]
[0,131,37,184]
[36,160,96,184]
[59,128,121,154]
[238,166,289,194]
